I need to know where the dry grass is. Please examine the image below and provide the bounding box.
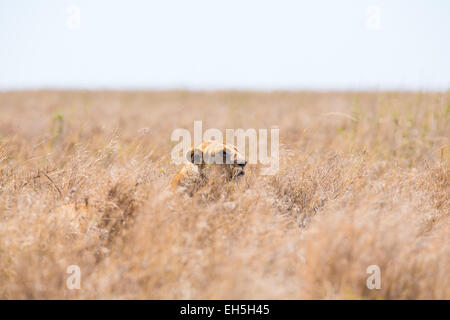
[0,90,448,299]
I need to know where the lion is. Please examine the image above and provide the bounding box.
[171,140,247,195]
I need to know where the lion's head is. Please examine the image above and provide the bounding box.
[186,140,247,180]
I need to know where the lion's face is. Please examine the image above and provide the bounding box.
[187,141,247,180]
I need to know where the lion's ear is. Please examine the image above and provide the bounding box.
[186,148,203,165]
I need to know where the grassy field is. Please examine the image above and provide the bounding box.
[0,90,448,299]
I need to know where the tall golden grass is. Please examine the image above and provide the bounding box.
[0,90,448,299]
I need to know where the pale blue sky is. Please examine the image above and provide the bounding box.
[0,0,449,90]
